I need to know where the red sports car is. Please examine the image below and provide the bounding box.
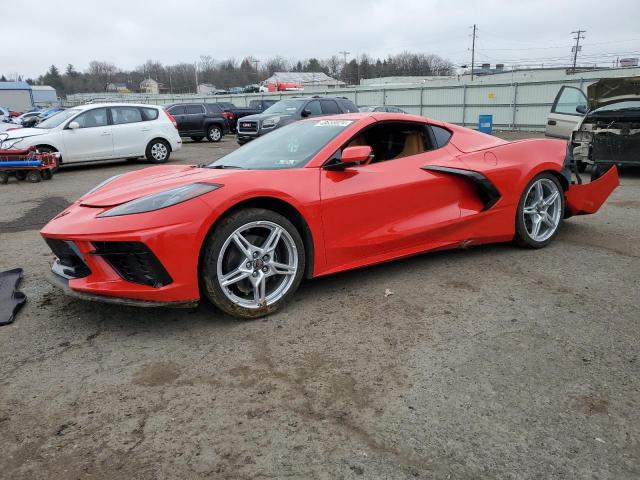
[41,113,619,318]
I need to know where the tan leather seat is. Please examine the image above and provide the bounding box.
[397,131,425,158]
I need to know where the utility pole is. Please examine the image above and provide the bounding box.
[252,59,260,83]
[194,61,199,93]
[339,50,350,84]
[470,24,477,81]
[571,29,586,73]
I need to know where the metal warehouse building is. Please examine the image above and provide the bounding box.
[0,81,34,111]
[32,85,58,106]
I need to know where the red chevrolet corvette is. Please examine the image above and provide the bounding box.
[41,113,619,318]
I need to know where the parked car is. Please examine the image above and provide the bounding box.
[12,111,41,125]
[228,87,244,95]
[165,103,230,142]
[236,96,358,144]
[213,99,278,132]
[359,105,407,113]
[243,84,260,93]
[0,103,181,165]
[41,112,618,318]
[0,106,10,122]
[546,77,640,178]
[21,107,66,128]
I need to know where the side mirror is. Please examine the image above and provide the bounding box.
[341,146,372,165]
[68,121,80,129]
[300,109,311,118]
[576,104,587,115]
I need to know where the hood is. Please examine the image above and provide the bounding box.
[240,112,293,123]
[588,76,640,110]
[2,127,50,140]
[80,165,239,207]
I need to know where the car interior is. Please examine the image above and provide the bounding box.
[345,122,433,163]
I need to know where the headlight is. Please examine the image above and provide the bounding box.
[572,130,593,144]
[0,138,23,149]
[262,117,280,129]
[82,174,123,198]
[97,182,222,218]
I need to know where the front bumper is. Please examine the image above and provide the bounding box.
[47,268,197,308]
[40,199,211,304]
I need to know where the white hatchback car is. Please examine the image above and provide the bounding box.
[0,103,181,165]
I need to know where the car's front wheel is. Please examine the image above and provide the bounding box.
[201,208,305,319]
[145,139,171,163]
[207,125,222,142]
[514,172,564,248]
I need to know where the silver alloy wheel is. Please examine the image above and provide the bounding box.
[216,220,298,309]
[151,142,168,161]
[522,178,562,242]
[210,127,221,141]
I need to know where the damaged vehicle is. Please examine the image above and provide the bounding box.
[41,113,618,319]
[547,76,640,179]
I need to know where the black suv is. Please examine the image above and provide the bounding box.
[236,96,358,145]
[165,103,230,142]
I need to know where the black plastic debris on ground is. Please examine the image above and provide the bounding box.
[0,268,26,326]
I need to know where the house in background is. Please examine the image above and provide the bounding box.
[139,78,162,94]
[0,81,34,111]
[262,72,344,88]
[105,82,130,93]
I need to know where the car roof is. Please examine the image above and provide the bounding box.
[71,103,161,110]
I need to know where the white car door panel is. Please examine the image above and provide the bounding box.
[545,86,588,139]
[61,108,113,162]
[110,106,147,157]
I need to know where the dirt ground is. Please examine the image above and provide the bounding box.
[1,131,639,479]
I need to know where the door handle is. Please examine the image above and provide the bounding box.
[101,131,111,136]
[141,127,151,132]
[547,120,557,125]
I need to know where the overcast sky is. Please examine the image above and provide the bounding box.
[4,0,640,78]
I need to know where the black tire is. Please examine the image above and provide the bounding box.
[514,172,564,248]
[145,139,171,163]
[200,208,306,319]
[15,171,27,181]
[206,125,222,143]
[26,170,42,183]
[190,136,204,142]
[591,163,612,181]
[41,169,53,180]
[0,172,8,184]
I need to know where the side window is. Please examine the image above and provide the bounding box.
[73,108,108,128]
[141,107,159,121]
[551,86,587,115]
[320,99,340,115]
[206,104,222,113]
[344,122,430,163]
[430,126,452,148]
[168,105,185,115]
[186,104,205,114]
[111,107,143,125]
[304,100,322,116]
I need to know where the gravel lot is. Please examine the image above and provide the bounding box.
[1,132,639,479]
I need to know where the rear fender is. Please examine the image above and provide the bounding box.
[565,165,619,216]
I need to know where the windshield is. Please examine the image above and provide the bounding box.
[36,110,78,129]
[263,99,305,115]
[592,100,640,112]
[208,119,354,170]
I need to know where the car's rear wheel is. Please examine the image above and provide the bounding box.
[207,125,222,143]
[191,136,204,142]
[514,172,564,248]
[145,139,171,163]
[201,208,305,319]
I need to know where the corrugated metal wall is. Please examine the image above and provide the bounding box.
[63,69,640,131]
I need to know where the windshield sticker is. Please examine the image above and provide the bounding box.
[314,120,353,127]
